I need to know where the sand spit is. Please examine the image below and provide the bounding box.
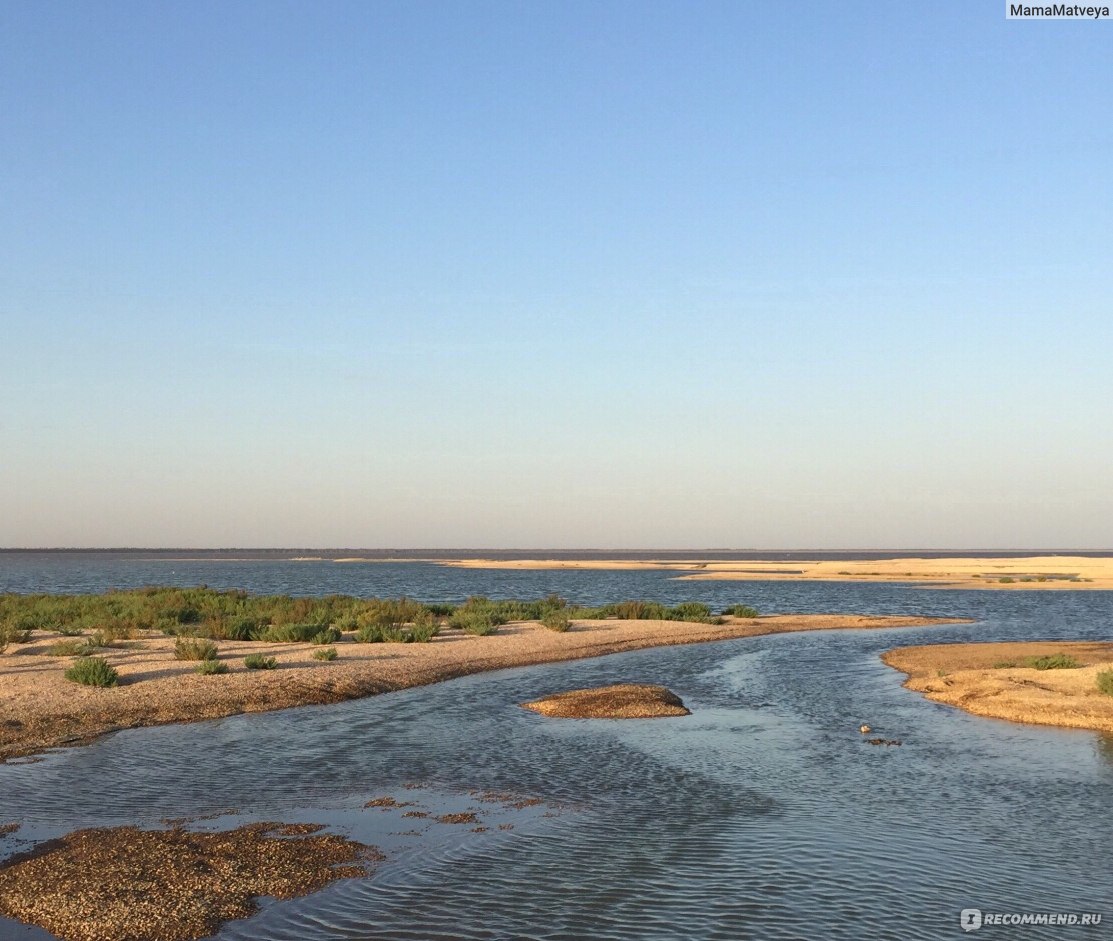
[440,555,1113,589]
[523,683,690,719]
[0,822,379,941]
[0,615,963,761]
[882,641,1113,733]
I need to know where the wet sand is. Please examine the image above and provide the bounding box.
[882,641,1113,732]
[0,614,964,761]
[440,555,1113,588]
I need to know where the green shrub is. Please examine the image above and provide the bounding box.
[541,610,571,632]
[312,646,338,661]
[668,602,713,623]
[999,577,1015,584]
[256,623,324,643]
[311,627,342,645]
[174,637,218,661]
[356,613,438,643]
[599,600,670,621]
[453,610,501,636]
[64,656,119,687]
[723,604,759,618]
[195,659,229,675]
[1026,653,1080,670]
[1096,669,1113,696]
[425,602,456,617]
[48,638,97,657]
[244,654,278,670]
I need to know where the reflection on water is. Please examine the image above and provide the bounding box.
[1,565,1112,939]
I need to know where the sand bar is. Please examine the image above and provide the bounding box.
[882,641,1113,732]
[440,555,1113,588]
[0,614,964,761]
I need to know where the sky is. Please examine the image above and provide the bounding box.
[2,1,1111,549]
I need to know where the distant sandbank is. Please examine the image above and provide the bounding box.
[0,613,964,762]
[883,641,1113,733]
[440,555,1113,589]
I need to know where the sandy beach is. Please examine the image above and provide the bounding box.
[440,555,1113,589]
[882,641,1113,732]
[0,613,964,761]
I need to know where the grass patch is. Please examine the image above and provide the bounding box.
[195,659,229,675]
[244,654,278,670]
[993,661,1018,669]
[723,604,759,618]
[1025,653,1080,670]
[311,647,338,661]
[64,656,119,687]
[1096,669,1113,696]
[174,637,218,661]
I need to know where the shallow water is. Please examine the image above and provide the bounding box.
[1,560,1112,940]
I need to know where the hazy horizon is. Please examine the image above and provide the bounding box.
[4,3,1110,549]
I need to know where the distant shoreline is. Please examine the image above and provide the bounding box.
[439,555,1113,590]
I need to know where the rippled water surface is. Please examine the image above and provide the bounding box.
[2,557,1112,940]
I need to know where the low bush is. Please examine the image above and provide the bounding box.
[453,610,501,636]
[256,623,324,643]
[993,661,1018,669]
[1096,669,1113,696]
[356,612,439,643]
[449,597,510,631]
[668,602,713,623]
[1026,653,1080,670]
[311,627,342,645]
[244,654,278,670]
[48,638,97,657]
[312,646,338,661]
[599,600,670,621]
[64,656,119,687]
[174,637,218,661]
[723,604,759,618]
[541,610,571,632]
[195,659,229,675]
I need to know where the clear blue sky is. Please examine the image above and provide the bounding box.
[2,1,1110,549]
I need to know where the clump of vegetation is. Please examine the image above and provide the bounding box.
[1096,669,1113,696]
[1025,653,1080,670]
[999,577,1015,584]
[310,627,342,645]
[244,654,278,670]
[723,604,759,618]
[0,623,32,654]
[195,659,229,675]
[599,600,669,620]
[312,647,338,661]
[47,638,97,657]
[174,637,218,661]
[357,611,439,643]
[64,656,119,687]
[993,661,1018,669]
[256,623,326,644]
[541,610,572,632]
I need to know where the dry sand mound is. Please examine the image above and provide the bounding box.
[522,683,690,719]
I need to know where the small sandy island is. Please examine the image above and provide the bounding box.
[522,683,690,719]
[883,641,1113,732]
[441,555,1113,589]
[0,822,379,941]
[0,614,963,761]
